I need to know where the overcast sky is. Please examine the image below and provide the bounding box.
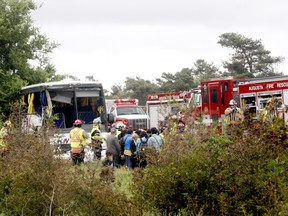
[31,0,288,91]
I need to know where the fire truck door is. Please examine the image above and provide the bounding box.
[148,104,159,128]
[208,83,221,121]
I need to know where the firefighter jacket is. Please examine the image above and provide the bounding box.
[259,107,277,123]
[224,107,243,124]
[0,127,8,150]
[90,126,104,143]
[70,127,89,148]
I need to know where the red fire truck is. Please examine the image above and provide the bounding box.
[199,75,288,125]
[146,91,192,128]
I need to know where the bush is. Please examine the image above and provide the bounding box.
[0,110,131,215]
[2,107,288,215]
[132,119,288,215]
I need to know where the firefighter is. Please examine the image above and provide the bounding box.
[70,119,89,165]
[223,99,244,135]
[224,99,243,123]
[259,98,279,124]
[91,117,103,160]
[0,120,12,156]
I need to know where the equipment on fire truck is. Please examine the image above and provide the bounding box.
[146,91,192,129]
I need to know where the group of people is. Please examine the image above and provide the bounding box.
[69,118,164,167]
[119,126,163,169]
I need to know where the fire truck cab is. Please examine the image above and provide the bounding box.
[200,77,245,125]
[146,92,192,129]
[108,99,149,130]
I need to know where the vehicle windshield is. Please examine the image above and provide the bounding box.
[116,106,146,115]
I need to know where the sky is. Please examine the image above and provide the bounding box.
[31,0,288,91]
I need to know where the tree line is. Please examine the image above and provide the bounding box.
[0,0,284,118]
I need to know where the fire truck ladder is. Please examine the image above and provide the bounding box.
[239,75,288,85]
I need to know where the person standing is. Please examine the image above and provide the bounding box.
[223,99,244,135]
[123,128,134,169]
[106,127,121,168]
[70,119,89,165]
[0,120,12,156]
[90,117,103,160]
[224,99,243,123]
[147,127,163,152]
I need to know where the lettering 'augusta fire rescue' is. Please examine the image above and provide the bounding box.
[248,82,288,91]
[249,85,264,91]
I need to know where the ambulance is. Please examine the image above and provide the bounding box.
[108,99,149,130]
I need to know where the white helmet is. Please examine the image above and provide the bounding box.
[93,117,101,125]
[229,99,237,106]
[113,121,126,129]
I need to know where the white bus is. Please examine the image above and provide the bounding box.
[20,81,114,151]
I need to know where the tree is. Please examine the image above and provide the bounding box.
[218,32,284,78]
[156,68,195,92]
[192,59,221,84]
[0,70,26,117]
[108,84,127,99]
[85,75,96,81]
[124,76,160,105]
[0,0,60,83]
[0,0,64,116]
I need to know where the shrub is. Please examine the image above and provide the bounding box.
[132,118,288,215]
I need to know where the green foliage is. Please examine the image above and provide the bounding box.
[0,0,65,118]
[0,71,26,116]
[0,0,58,79]
[156,68,195,92]
[132,115,288,215]
[218,32,284,78]
[3,104,288,215]
[108,83,128,99]
[124,76,160,105]
[192,59,221,84]
[0,107,131,215]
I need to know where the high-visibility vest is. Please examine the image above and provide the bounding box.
[70,128,86,148]
[0,128,7,148]
[224,107,243,123]
[91,126,104,142]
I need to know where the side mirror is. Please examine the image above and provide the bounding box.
[107,113,115,124]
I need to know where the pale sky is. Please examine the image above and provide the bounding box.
[31,0,288,91]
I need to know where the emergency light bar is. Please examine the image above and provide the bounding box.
[114,99,137,104]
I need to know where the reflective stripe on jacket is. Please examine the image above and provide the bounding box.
[91,126,104,143]
[70,128,87,148]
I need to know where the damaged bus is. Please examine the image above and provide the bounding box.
[20,81,114,150]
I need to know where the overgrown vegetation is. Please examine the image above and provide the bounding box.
[2,105,288,215]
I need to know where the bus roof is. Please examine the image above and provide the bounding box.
[21,81,103,94]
